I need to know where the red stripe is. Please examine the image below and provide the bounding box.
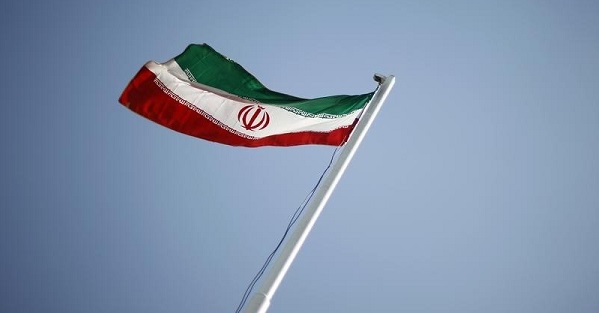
[119,66,356,147]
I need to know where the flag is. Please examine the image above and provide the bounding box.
[119,44,374,147]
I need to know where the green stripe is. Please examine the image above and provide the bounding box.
[173,44,374,116]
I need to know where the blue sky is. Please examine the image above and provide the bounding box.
[2,1,599,312]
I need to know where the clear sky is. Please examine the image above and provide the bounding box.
[2,1,599,312]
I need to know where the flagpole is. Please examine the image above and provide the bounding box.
[243,74,396,313]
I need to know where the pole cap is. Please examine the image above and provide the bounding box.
[373,73,387,84]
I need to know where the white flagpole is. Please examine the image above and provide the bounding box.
[243,74,396,313]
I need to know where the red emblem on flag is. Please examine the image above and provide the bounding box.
[238,104,270,131]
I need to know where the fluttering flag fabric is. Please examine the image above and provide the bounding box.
[119,44,374,147]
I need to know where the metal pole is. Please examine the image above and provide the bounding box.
[243,74,396,313]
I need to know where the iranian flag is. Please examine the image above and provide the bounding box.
[119,44,374,147]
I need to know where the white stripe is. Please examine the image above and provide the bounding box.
[144,61,361,139]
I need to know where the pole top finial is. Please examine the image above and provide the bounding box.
[373,73,387,84]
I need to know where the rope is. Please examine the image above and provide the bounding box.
[235,145,343,312]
